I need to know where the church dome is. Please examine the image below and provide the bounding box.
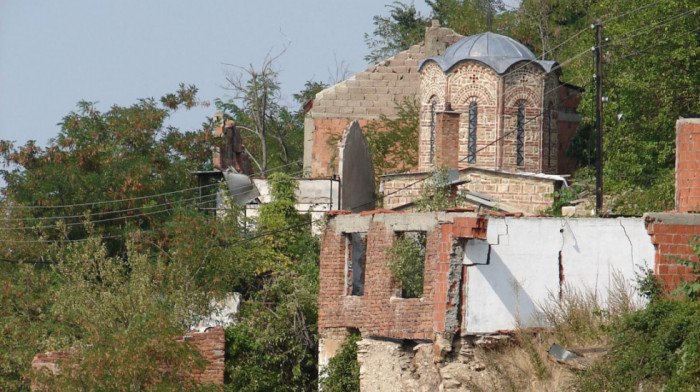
[419,32,557,74]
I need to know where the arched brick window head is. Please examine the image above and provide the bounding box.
[517,104,525,167]
[429,100,436,164]
[467,102,477,164]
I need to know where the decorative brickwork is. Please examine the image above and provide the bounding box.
[31,327,225,388]
[676,118,700,213]
[645,214,700,292]
[319,212,486,340]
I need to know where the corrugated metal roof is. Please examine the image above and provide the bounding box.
[419,32,557,74]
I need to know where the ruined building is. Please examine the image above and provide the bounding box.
[317,119,700,392]
[315,23,698,391]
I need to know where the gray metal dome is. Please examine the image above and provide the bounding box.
[419,32,557,74]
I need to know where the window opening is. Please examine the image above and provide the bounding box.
[547,102,553,168]
[345,233,367,296]
[467,102,477,164]
[517,104,525,166]
[389,231,427,298]
[429,100,436,164]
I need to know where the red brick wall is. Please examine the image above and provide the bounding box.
[311,118,370,177]
[31,327,225,387]
[645,214,699,292]
[176,327,225,385]
[435,112,461,169]
[319,213,486,340]
[676,119,700,213]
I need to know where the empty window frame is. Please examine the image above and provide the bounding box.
[345,232,367,296]
[516,104,525,166]
[391,231,427,298]
[467,102,477,164]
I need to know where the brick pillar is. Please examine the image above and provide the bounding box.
[434,111,461,170]
[676,118,700,213]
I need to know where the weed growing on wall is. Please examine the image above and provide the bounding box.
[389,232,426,298]
[319,331,361,392]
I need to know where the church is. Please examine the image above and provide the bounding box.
[305,22,582,214]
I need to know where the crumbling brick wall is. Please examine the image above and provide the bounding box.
[645,213,700,291]
[31,327,225,388]
[319,212,486,343]
[305,25,463,177]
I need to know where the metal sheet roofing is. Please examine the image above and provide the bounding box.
[419,32,557,74]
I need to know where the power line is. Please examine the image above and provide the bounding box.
[617,25,700,61]
[605,5,700,48]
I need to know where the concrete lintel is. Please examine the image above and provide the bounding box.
[644,212,700,226]
[331,211,482,234]
[332,214,373,234]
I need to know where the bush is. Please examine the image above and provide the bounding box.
[319,331,361,392]
[389,232,426,298]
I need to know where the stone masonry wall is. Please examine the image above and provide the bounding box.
[318,212,487,342]
[307,25,463,177]
[645,213,700,292]
[676,118,700,213]
[31,327,225,387]
[380,169,559,213]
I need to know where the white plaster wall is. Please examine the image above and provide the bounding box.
[464,217,655,333]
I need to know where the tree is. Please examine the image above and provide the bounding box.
[225,173,320,391]
[428,0,510,35]
[364,2,430,63]
[362,98,420,177]
[0,84,216,256]
[34,235,214,391]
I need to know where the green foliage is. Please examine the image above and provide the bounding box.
[577,298,700,391]
[364,2,429,63]
[0,85,215,256]
[363,98,420,176]
[319,331,361,392]
[635,266,665,303]
[674,235,700,299]
[415,168,465,212]
[389,232,426,298]
[428,0,512,36]
[218,64,321,177]
[0,264,58,391]
[225,173,320,391]
[32,235,213,391]
[326,98,419,182]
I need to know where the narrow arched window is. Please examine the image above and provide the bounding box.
[467,102,477,164]
[517,104,525,167]
[429,100,436,164]
[547,102,553,168]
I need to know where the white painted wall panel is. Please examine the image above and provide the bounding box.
[465,217,654,334]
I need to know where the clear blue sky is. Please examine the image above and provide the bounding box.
[0,0,443,148]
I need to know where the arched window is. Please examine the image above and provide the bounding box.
[547,102,553,169]
[467,102,477,164]
[517,104,525,167]
[429,100,436,164]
